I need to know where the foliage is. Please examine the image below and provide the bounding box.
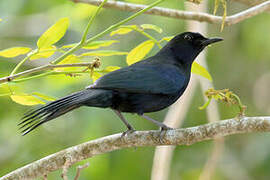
[0,0,269,179]
[0,0,213,106]
[199,88,246,117]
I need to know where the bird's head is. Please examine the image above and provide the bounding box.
[164,32,223,66]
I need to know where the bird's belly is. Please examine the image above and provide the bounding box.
[111,92,182,114]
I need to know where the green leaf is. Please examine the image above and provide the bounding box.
[0,93,11,97]
[103,66,120,72]
[0,84,11,94]
[0,18,2,22]
[110,25,137,36]
[0,47,31,58]
[91,71,102,82]
[160,36,174,42]
[10,93,45,106]
[61,43,77,49]
[79,50,128,57]
[191,62,213,81]
[126,40,155,65]
[140,24,162,33]
[62,40,118,50]
[37,17,69,49]
[30,46,57,60]
[71,3,98,20]
[32,92,56,101]
[91,66,120,82]
[83,40,119,49]
[0,83,20,94]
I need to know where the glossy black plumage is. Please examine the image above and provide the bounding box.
[19,32,222,135]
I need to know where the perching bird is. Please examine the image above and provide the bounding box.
[19,32,222,135]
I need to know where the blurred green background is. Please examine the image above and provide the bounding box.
[0,0,270,179]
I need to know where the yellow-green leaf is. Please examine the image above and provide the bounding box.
[0,84,11,94]
[32,92,56,101]
[79,50,128,57]
[54,54,81,71]
[71,3,98,20]
[0,18,2,22]
[110,25,137,36]
[37,17,69,49]
[30,46,57,60]
[0,93,11,97]
[0,83,20,94]
[91,71,102,82]
[62,40,118,50]
[0,47,31,58]
[83,40,119,49]
[140,24,162,33]
[191,62,212,81]
[91,66,121,82]
[160,36,174,42]
[10,94,45,106]
[61,43,77,49]
[126,40,155,65]
[103,66,120,72]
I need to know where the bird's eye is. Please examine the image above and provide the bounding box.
[184,35,193,41]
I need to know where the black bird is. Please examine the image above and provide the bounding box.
[19,32,222,135]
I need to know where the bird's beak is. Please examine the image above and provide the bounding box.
[201,37,223,46]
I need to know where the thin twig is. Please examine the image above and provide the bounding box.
[74,162,90,180]
[1,116,270,180]
[226,1,270,25]
[0,62,94,84]
[76,0,270,26]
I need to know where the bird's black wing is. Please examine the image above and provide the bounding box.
[90,64,187,95]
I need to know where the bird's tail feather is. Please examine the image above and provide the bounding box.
[19,89,112,135]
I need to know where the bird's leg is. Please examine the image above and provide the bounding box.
[140,114,173,143]
[140,115,173,130]
[113,110,135,136]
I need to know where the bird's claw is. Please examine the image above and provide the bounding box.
[121,128,136,137]
[159,125,173,143]
[160,125,173,131]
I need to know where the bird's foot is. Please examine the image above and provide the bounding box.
[159,125,173,144]
[160,125,174,131]
[121,127,136,137]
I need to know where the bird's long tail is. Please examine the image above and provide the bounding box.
[19,89,112,135]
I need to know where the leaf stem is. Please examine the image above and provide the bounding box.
[48,0,165,64]
[5,0,164,83]
[10,55,31,76]
[13,71,90,83]
[81,0,108,44]
[127,26,162,48]
[52,0,108,64]
[85,0,164,44]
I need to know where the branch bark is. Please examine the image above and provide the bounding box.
[1,116,270,180]
[75,0,270,25]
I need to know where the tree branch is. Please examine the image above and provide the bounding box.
[0,62,95,84]
[1,116,270,180]
[75,0,270,25]
[232,0,268,7]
